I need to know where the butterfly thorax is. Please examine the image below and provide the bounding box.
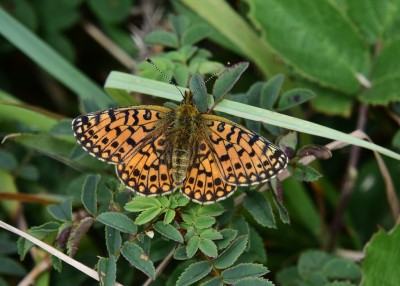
[171,95,203,185]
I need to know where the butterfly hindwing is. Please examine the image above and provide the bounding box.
[182,140,236,204]
[116,134,175,196]
[203,114,288,186]
[72,105,172,163]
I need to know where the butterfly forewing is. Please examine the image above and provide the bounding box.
[203,114,288,186]
[72,106,171,163]
[182,140,236,204]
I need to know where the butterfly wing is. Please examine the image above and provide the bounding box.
[182,140,236,204]
[116,133,175,196]
[72,106,172,163]
[203,114,288,186]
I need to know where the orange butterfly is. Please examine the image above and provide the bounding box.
[72,69,288,204]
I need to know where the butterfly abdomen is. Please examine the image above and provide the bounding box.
[172,149,190,184]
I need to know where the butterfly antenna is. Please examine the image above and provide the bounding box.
[192,62,230,96]
[146,58,185,98]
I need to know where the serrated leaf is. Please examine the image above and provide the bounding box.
[164,209,176,224]
[51,255,62,273]
[98,256,116,286]
[290,162,322,182]
[154,221,184,243]
[199,239,218,258]
[121,242,155,280]
[216,229,238,250]
[277,88,316,111]
[134,207,162,225]
[174,246,189,260]
[213,235,248,269]
[361,38,400,105]
[190,74,208,113]
[186,235,200,258]
[82,174,100,215]
[199,204,225,216]
[199,229,223,240]
[176,261,212,286]
[248,0,370,93]
[362,223,400,286]
[200,277,223,286]
[260,74,284,109]
[234,277,274,286]
[271,182,290,224]
[97,212,137,234]
[195,216,216,229]
[243,192,276,228]
[105,226,121,255]
[221,263,269,284]
[67,217,94,256]
[212,62,249,101]
[322,257,361,281]
[47,198,73,221]
[246,227,267,264]
[145,30,179,48]
[125,196,161,212]
[181,24,210,46]
[298,250,331,280]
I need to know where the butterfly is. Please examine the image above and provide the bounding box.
[72,74,288,204]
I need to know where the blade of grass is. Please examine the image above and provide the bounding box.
[0,8,114,111]
[104,71,400,161]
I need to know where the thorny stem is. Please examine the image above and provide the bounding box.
[328,104,369,251]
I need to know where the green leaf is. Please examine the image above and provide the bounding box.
[199,229,223,240]
[298,250,331,280]
[145,30,179,48]
[221,263,269,284]
[87,0,132,24]
[125,196,161,212]
[248,0,370,93]
[213,235,248,269]
[260,74,284,109]
[200,277,223,286]
[362,223,400,286]
[277,88,316,111]
[176,261,212,286]
[51,255,62,273]
[134,207,163,225]
[322,257,361,281]
[243,192,276,228]
[199,239,218,258]
[212,62,249,101]
[0,150,18,171]
[190,74,208,113]
[174,63,190,87]
[361,38,400,105]
[289,162,322,182]
[216,229,238,250]
[170,14,190,38]
[246,227,267,264]
[154,221,184,243]
[234,277,273,286]
[47,198,73,221]
[186,235,200,258]
[276,266,303,286]
[82,174,100,215]
[392,130,400,150]
[181,24,210,46]
[309,85,353,117]
[343,0,399,42]
[164,209,176,224]
[199,204,225,216]
[195,216,216,229]
[105,226,122,255]
[121,242,155,280]
[174,246,190,260]
[97,212,137,234]
[98,256,116,286]
[271,182,290,224]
